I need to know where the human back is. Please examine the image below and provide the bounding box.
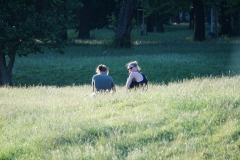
[128,72,143,82]
[93,73,114,92]
[92,64,116,92]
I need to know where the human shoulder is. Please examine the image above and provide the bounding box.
[131,71,142,76]
[93,73,98,77]
[128,72,139,79]
[92,73,101,78]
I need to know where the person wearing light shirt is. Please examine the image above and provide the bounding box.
[125,61,148,89]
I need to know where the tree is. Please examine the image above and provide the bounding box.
[189,7,194,29]
[193,0,206,41]
[221,0,240,35]
[203,0,240,36]
[60,0,68,40]
[144,0,173,33]
[78,0,92,39]
[219,0,233,35]
[226,0,240,35]
[77,0,122,39]
[113,0,138,48]
[143,0,192,32]
[0,0,81,85]
[91,0,122,30]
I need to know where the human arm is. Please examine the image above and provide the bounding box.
[110,77,116,92]
[92,77,95,92]
[111,86,116,92]
[126,73,134,89]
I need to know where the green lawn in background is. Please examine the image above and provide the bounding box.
[12,24,240,86]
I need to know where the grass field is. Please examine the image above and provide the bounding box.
[11,24,240,86]
[1,24,240,159]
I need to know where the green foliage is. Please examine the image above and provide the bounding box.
[107,13,117,31]
[142,0,190,16]
[91,0,121,30]
[0,0,81,57]
[0,0,83,85]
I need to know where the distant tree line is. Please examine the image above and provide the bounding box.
[77,0,240,46]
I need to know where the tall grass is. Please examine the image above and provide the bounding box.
[1,77,240,159]
[1,24,240,159]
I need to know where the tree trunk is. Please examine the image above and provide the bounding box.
[182,11,186,22]
[193,0,205,41]
[156,15,164,33]
[232,11,240,35]
[61,0,68,40]
[147,14,154,32]
[219,0,233,36]
[61,30,68,40]
[78,0,91,39]
[113,0,137,48]
[189,8,194,29]
[214,6,219,38]
[0,67,12,86]
[0,46,15,86]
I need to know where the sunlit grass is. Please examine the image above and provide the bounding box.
[1,24,240,159]
[1,76,240,159]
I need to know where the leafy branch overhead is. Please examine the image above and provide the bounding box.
[0,0,81,85]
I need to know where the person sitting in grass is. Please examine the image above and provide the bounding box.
[92,64,116,93]
[125,61,148,89]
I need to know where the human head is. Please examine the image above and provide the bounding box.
[96,64,109,74]
[126,61,141,72]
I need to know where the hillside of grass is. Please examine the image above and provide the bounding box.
[1,24,240,159]
[1,76,240,159]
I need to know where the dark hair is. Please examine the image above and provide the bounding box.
[96,64,109,74]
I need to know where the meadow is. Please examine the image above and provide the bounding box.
[1,24,240,159]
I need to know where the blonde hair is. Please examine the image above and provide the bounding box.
[126,61,141,71]
[96,64,109,74]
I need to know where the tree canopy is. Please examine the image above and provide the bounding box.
[0,0,81,85]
